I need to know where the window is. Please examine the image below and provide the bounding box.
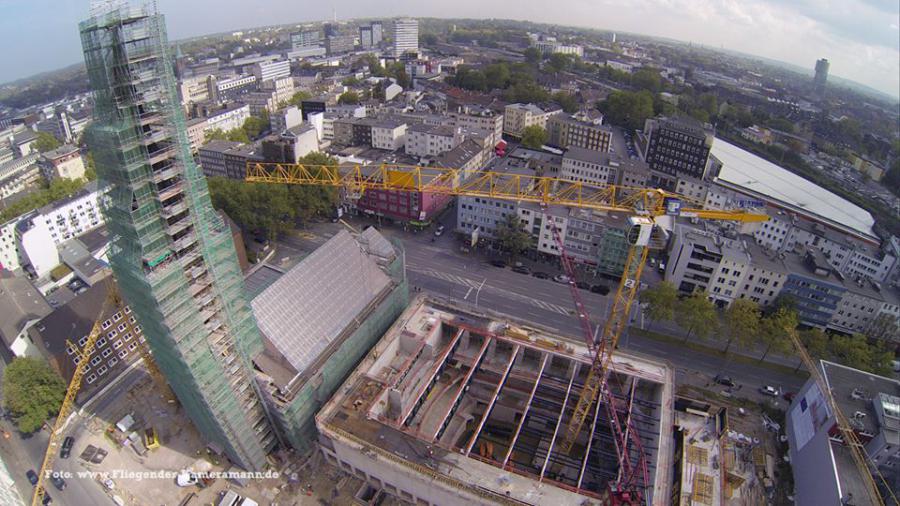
[97,337,107,347]
[112,312,122,322]
[86,374,96,384]
[118,349,128,359]
[97,366,107,376]
[113,340,123,350]
[102,348,112,358]
[123,332,133,342]
[108,358,118,368]
[78,335,89,347]
[117,323,126,332]
[128,342,138,351]
[90,356,102,366]
[101,320,112,330]
[107,331,117,339]
[66,346,76,356]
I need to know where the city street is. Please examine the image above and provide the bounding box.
[278,217,807,400]
[0,354,147,506]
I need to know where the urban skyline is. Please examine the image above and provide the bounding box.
[0,0,898,99]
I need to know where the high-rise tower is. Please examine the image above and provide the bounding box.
[814,58,829,92]
[392,18,418,58]
[79,3,275,470]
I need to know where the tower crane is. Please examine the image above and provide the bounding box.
[248,161,768,504]
[32,282,171,506]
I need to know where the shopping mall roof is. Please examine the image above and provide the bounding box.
[711,139,876,241]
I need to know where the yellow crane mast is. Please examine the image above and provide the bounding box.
[32,283,170,506]
[247,161,767,502]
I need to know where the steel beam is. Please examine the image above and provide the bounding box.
[399,328,463,427]
[540,363,578,480]
[430,336,491,442]
[502,354,548,467]
[464,344,520,456]
[578,381,606,489]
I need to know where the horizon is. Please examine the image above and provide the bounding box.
[0,0,897,100]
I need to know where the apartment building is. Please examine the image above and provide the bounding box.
[38,145,85,181]
[0,154,41,200]
[449,106,503,147]
[371,120,407,151]
[260,76,295,106]
[644,116,714,189]
[198,140,264,180]
[251,59,291,83]
[205,104,251,133]
[547,113,612,152]
[503,103,560,138]
[405,124,464,158]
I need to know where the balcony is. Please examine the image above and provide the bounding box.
[172,232,197,252]
[165,216,191,236]
[152,164,179,184]
[148,145,175,166]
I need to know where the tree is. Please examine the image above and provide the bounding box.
[420,33,438,46]
[631,68,662,93]
[504,81,550,103]
[204,128,249,144]
[596,90,654,131]
[520,125,547,149]
[34,131,61,153]
[484,63,511,90]
[341,76,360,86]
[721,299,760,354]
[288,90,312,107]
[674,292,718,342]
[639,281,678,326]
[524,47,542,65]
[3,357,66,433]
[242,115,269,140]
[546,53,572,73]
[758,308,797,362]
[494,213,532,259]
[338,91,360,104]
[797,328,829,372]
[552,91,578,113]
[865,313,900,342]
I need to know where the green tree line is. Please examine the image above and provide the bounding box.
[640,282,895,375]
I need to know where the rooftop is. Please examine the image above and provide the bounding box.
[433,139,483,169]
[317,297,674,504]
[821,360,900,438]
[409,123,459,137]
[711,139,876,242]
[0,271,53,347]
[37,181,99,215]
[251,229,395,382]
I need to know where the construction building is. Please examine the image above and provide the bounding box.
[251,228,409,452]
[80,5,275,471]
[786,360,900,504]
[316,297,674,505]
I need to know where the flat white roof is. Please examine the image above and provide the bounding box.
[711,139,876,240]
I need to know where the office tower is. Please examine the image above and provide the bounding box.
[392,18,418,57]
[359,25,373,48]
[644,116,714,190]
[290,29,321,50]
[371,21,383,46]
[814,58,829,92]
[79,4,275,470]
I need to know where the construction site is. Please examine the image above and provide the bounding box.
[316,296,675,506]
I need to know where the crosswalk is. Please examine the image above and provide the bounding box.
[406,264,573,316]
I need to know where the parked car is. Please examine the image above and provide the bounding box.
[575,281,590,290]
[27,469,38,486]
[714,375,736,388]
[50,474,66,491]
[176,471,199,487]
[60,436,74,459]
[590,285,610,295]
[490,260,507,268]
[532,272,550,279]
[759,385,780,397]
[512,265,530,275]
[91,448,108,464]
[553,274,571,284]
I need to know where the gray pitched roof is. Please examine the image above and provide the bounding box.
[250,229,392,374]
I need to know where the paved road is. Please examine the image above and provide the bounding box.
[0,355,146,506]
[278,218,807,402]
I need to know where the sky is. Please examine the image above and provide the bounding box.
[1,0,898,98]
